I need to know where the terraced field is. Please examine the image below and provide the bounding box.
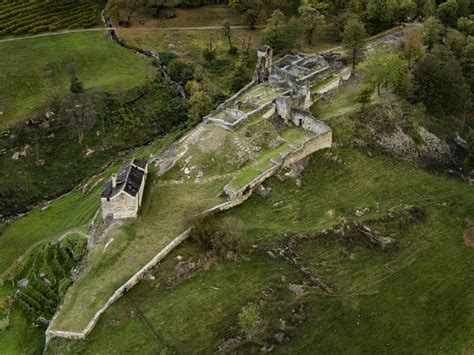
[0,0,99,37]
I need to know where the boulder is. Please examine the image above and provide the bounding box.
[17,279,29,289]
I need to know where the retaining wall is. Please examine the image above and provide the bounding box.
[46,229,192,342]
[224,129,332,199]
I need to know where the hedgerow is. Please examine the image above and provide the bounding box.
[0,0,98,37]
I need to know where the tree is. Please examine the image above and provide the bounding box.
[69,65,84,95]
[394,0,417,23]
[244,8,259,28]
[458,16,474,36]
[115,0,145,26]
[414,47,471,116]
[65,92,96,144]
[105,0,120,21]
[355,84,374,109]
[262,9,290,51]
[359,48,408,96]
[189,89,212,123]
[446,29,466,59]
[401,29,423,68]
[239,305,262,341]
[437,0,459,28]
[167,59,194,85]
[422,0,436,18]
[221,19,237,55]
[461,36,474,91]
[342,15,368,69]
[364,0,396,34]
[456,0,471,18]
[202,34,217,65]
[298,3,325,45]
[422,17,443,50]
[229,57,250,91]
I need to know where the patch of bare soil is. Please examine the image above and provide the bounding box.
[463,219,474,247]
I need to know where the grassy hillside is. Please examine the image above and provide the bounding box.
[0,0,99,37]
[0,31,153,128]
[0,137,175,353]
[48,147,474,353]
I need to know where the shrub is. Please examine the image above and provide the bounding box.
[167,59,194,85]
[186,207,250,258]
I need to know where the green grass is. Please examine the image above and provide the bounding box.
[0,297,44,354]
[48,242,299,354]
[228,126,313,191]
[47,147,474,354]
[50,173,226,333]
[0,31,153,128]
[310,74,337,93]
[0,184,102,279]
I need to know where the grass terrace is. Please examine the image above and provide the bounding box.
[226,126,314,193]
[310,74,337,93]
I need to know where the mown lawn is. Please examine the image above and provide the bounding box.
[0,31,153,128]
[48,147,474,353]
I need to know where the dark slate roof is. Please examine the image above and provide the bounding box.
[100,159,147,199]
[121,158,147,170]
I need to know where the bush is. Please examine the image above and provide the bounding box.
[188,210,250,258]
[167,59,194,85]
[158,52,178,66]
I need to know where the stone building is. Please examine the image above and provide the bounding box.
[100,159,148,220]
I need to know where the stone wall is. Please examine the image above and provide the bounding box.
[206,100,278,131]
[46,229,192,342]
[224,130,332,199]
[101,192,137,219]
[282,130,332,168]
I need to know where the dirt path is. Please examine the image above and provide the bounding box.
[0,28,113,43]
[0,25,263,44]
[123,25,265,31]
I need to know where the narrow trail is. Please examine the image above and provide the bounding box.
[122,25,265,31]
[0,25,264,44]
[0,28,113,43]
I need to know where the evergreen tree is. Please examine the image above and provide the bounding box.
[262,9,289,51]
[298,2,325,45]
[342,15,368,69]
[414,47,470,116]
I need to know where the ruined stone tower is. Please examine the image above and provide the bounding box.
[253,46,273,83]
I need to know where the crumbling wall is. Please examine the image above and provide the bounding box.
[225,130,332,199]
[282,130,332,168]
